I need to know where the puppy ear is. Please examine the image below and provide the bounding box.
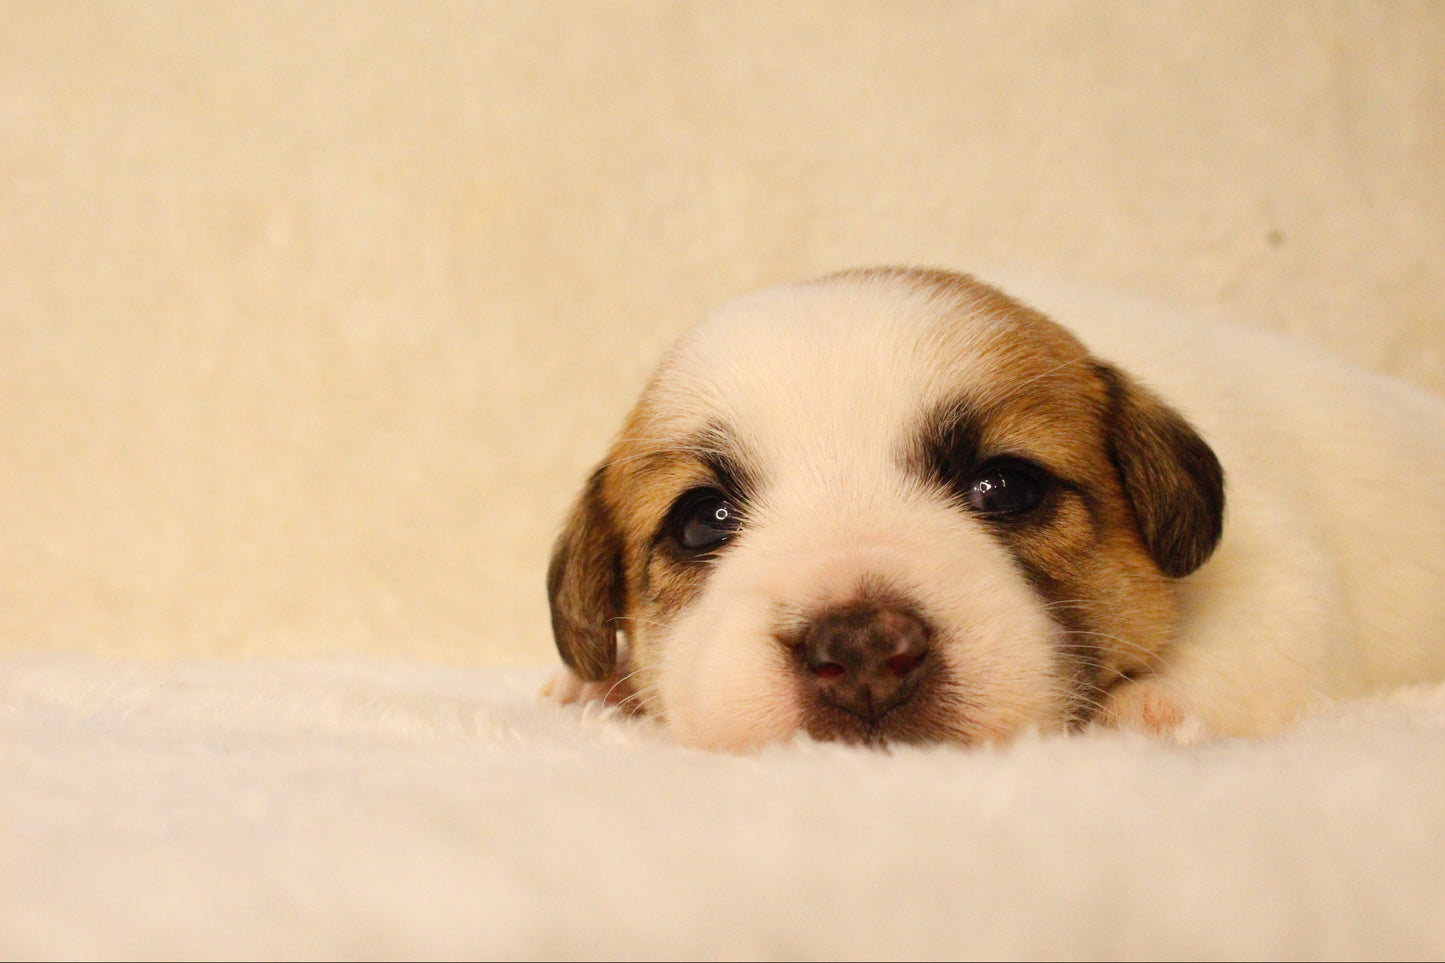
[547,465,626,681]
[1095,363,1225,578]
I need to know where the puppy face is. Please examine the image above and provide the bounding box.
[549,268,1223,750]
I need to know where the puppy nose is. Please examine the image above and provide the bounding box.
[795,604,930,723]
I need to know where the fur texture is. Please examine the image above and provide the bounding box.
[547,269,1445,749]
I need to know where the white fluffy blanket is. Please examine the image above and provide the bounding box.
[5,654,1444,961]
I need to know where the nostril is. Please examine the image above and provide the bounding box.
[814,662,846,681]
[884,651,922,676]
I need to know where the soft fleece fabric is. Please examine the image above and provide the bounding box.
[4,654,1444,960]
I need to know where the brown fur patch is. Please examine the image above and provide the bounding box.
[893,270,1215,721]
[557,416,759,713]
[1096,363,1225,579]
[547,466,625,681]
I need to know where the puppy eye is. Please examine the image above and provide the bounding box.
[668,488,743,554]
[965,460,1050,517]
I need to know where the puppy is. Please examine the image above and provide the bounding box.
[544,267,1445,749]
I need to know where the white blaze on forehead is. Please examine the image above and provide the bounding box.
[646,276,1010,479]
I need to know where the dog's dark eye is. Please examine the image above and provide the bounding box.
[667,488,743,554]
[965,460,1050,517]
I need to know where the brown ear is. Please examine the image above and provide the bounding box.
[546,465,625,681]
[1095,363,1225,578]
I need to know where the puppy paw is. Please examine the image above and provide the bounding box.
[1098,679,1206,744]
[538,665,640,711]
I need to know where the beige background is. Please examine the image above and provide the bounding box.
[3,1,1442,667]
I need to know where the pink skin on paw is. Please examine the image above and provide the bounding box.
[1101,680,1187,736]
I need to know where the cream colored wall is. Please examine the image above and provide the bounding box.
[3,1,1442,665]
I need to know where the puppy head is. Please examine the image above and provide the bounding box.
[549,268,1223,749]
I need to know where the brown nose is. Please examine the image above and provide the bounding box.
[794,603,931,723]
